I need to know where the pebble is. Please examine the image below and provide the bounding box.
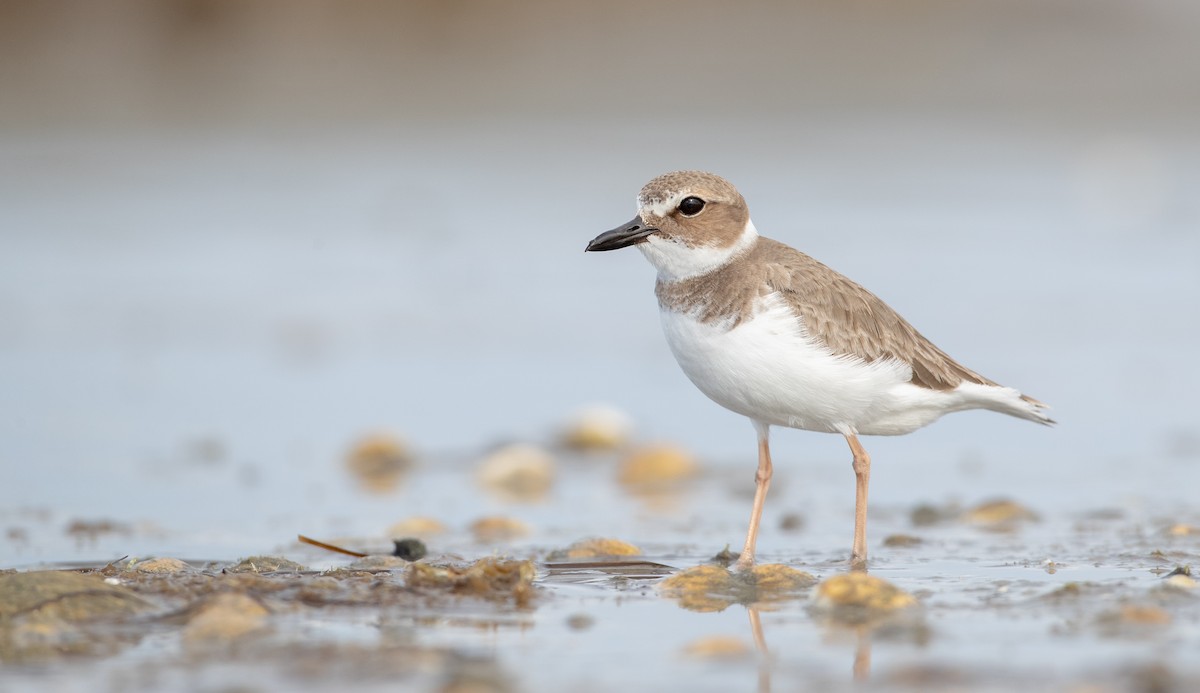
[469,516,531,542]
[1164,574,1196,590]
[560,404,633,451]
[393,537,428,561]
[345,432,413,493]
[559,537,641,559]
[477,443,555,500]
[617,443,697,486]
[388,516,448,538]
[962,499,1039,527]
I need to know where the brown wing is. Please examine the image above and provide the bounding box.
[756,238,998,392]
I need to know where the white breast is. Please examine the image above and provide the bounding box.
[659,293,955,435]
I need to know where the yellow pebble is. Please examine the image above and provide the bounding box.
[618,443,698,486]
[561,405,633,451]
[345,433,413,493]
[388,516,447,538]
[963,499,1039,525]
[477,444,555,500]
[1164,574,1196,590]
[563,537,641,558]
[469,516,531,542]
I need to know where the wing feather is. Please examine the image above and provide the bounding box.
[757,238,997,391]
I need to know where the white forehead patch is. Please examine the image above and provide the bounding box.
[638,192,687,218]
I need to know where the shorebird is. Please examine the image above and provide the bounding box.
[586,170,1052,569]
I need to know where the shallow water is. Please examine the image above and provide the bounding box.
[2,91,1200,693]
[4,440,1199,692]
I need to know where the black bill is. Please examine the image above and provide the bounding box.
[585,216,659,252]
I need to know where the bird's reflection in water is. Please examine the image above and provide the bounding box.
[747,607,772,693]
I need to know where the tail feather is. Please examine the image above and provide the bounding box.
[958,383,1055,426]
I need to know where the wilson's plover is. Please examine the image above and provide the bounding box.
[586,170,1052,570]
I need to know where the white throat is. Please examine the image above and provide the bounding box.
[638,219,759,282]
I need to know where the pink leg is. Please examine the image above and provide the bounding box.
[845,433,871,570]
[734,425,773,571]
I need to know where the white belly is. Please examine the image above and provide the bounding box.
[659,293,952,435]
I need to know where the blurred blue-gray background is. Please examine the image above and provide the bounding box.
[2,1,1197,563]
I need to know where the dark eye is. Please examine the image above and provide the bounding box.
[678,196,705,216]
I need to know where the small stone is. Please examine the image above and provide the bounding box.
[183,593,269,645]
[392,538,428,561]
[388,516,448,538]
[683,635,752,659]
[346,433,413,493]
[617,443,698,487]
[560,537,641,559]
[883,534,923,547]
[477,444,555,501]
[1168,523,1199,536]
[561,404,633,451]
[469,516,531,542]
[962,499,1039,528]
[811,572,918,615]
